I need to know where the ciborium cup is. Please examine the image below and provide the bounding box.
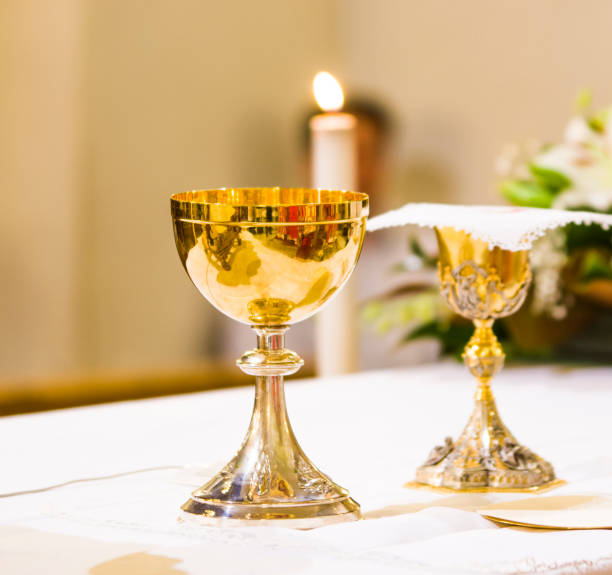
[414,227,557,491]
[171,188,368,527]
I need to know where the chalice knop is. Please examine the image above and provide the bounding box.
[414,227,557,491]
[171,188,368,526]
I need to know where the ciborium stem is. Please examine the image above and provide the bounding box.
[181,326,360,526]
[464,319,505,388]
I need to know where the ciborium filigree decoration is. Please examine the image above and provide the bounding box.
[414,227,557,491]
[171,188,367,527]
[440,260,530,320]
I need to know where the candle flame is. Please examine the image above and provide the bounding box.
[313,71,344,112]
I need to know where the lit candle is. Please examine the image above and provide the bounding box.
[310,71,358,376]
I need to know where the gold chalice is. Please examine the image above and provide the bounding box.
[171,187,368,527]
[414,227,557,491]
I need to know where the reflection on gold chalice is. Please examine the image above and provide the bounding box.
[171,188,368,527]
[413,227,557,491]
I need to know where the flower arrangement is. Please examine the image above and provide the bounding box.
[365,93,612,361]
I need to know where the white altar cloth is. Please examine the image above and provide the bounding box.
[1,363,612,574]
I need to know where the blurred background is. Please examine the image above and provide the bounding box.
[2,0,612,412]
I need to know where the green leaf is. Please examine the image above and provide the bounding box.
[409,237,437,267]
[361,301,383,323]
[575,88,592,112]
[587,115,606,134]
[403,320,473,357]
[529,163,571,191]
[500,180,555,208]
[579,250,612,282]
[586,106,610,134]
[565,222,612,251]
[410,236,426,259]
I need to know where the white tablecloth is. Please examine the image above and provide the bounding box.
[1,363,612,574]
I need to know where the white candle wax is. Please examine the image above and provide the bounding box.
[310,112,358,376]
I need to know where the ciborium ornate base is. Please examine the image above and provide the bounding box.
[171,188,368,527]
[414,227,557,492]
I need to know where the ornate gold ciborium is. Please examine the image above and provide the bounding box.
[171,188,368,527]
[414,227,557,491]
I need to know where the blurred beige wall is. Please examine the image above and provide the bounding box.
[80,0,339,371]
[1,0,82,378]
[3,0,612,379]
[1,0,338,378]
[338,0,612,208]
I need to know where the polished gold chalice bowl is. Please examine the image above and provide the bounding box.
[413,227,557,491]
[171,188,368,527]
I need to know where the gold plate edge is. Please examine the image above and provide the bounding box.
[477,513,612,530]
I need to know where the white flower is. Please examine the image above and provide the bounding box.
[533,139,612,212]
[530,230,568,318]
[564,116,595,146]
[553,188,612,212]
[495,143,520,177]
[402,254,424,272]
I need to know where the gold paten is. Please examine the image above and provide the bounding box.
[171,188,368,527]
[413,227,558,492]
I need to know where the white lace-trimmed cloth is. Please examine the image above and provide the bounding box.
[367,203,612,251]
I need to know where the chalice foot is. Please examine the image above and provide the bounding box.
[414,228,557,492]
[180,328,360,527]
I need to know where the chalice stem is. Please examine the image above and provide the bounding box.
[245,373,300,461]
[234,327,306,479]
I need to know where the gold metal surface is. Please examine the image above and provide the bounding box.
[404,478,566,494]
[171,188,368,527]
[476,494,612,530]
[171,188,367,325]
[477,516,579,529]
[172,188,366,225]
[414,227,557,492]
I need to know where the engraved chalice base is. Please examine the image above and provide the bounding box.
[180,327,360,528]
[171,188,367,527]
[413,227,558,492]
